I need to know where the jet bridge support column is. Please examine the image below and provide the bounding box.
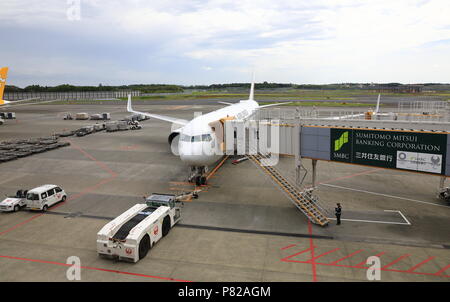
[312,159,318,188]
[439,176,446,190]
[295,124,302,187]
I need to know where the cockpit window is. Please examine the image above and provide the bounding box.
[192,135,202,142]
[180,134,213,142]
[180,134,190,142]
[202,134,212,141]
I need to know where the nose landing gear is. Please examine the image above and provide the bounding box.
[188,166,208,186]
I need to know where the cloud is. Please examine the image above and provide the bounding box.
[0,0,450,86]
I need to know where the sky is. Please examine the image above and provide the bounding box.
[1,0,450,87]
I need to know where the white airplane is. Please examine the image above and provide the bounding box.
[325,94,382,120]
[127,80,288,185]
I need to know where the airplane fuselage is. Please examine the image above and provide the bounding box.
[177,99,259,166]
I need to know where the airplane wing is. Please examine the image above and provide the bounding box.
[127,95,189,126]
[323,94,383,120]
[218,101,233,105]
[1,98,63,108]
[258,102,292,109]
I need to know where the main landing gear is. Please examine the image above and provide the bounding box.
[188,166,208,186]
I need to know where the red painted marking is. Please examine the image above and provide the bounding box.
[0,255,191,282]
[0,213,43,236]
[0,142,118,236]
[280,247,449,279]
[355,251,386,267]
[407,256,436,272]
[308,248,340,262]
[281,247,313,262]
[434,264,450,276]
[308,221,317,282]
[382,254,410,269]
[67,139,117,177]
[281,244,297,250]
[329,249,364,265]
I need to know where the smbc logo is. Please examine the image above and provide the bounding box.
[334,131,349,151]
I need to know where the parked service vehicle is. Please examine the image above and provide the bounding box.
[0,189,28,212]
[438,187,450,203]
[97,193,182,262]
[25,185,67,211]
[75,125,94,137]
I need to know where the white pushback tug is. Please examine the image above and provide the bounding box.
[97,193,190,262]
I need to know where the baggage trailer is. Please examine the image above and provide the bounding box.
[97,193,183,262]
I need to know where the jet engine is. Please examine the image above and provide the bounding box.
[168,132,180,155]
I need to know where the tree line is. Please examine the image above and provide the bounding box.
[5,82,447,93]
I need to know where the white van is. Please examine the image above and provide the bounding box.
[25,185,67,211]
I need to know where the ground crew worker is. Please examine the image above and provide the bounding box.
[335,203,342,225]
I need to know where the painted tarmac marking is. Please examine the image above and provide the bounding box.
[384,210,411,225]
[435,264,450,276]
[280,244,297,250]
[281,246,450,279]
[407,256,436,273]
[321,183,450,209]
[327,217,410,225]
[0,255,191,282]
[0,140,117,236]
[382,254,410,269]
[318,168,381,186]
[355,251,386,267]
[329,249,364,265]
[308,221,317,282]
[309,248,340,262]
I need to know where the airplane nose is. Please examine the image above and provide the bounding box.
[179,142,219,165]
[180,154,217,165]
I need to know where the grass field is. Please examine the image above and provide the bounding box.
[41,88,450,105]
[259,101,379,107]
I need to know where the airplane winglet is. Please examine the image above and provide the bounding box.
[249,72,255,101]
[375,94,381,113]
[127,94,133,112]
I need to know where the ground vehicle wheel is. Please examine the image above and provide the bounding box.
[162,216,171,237]
[138,234,151,260]
[42,205,48,212]
[61,195,67,202]
[14,205,19,212]
[200,176,207,185]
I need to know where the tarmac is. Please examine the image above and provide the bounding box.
[0,101,449,282]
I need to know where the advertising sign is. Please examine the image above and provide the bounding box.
[330,129,447,175]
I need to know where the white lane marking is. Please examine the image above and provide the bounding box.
[384,210,411,225]
[327,216,411,225]
[321,183,450,209]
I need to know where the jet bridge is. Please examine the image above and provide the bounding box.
[227,107,450,225]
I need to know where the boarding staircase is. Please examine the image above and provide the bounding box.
[247,153,329,226]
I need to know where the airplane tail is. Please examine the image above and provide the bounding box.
[0,67,8,105]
